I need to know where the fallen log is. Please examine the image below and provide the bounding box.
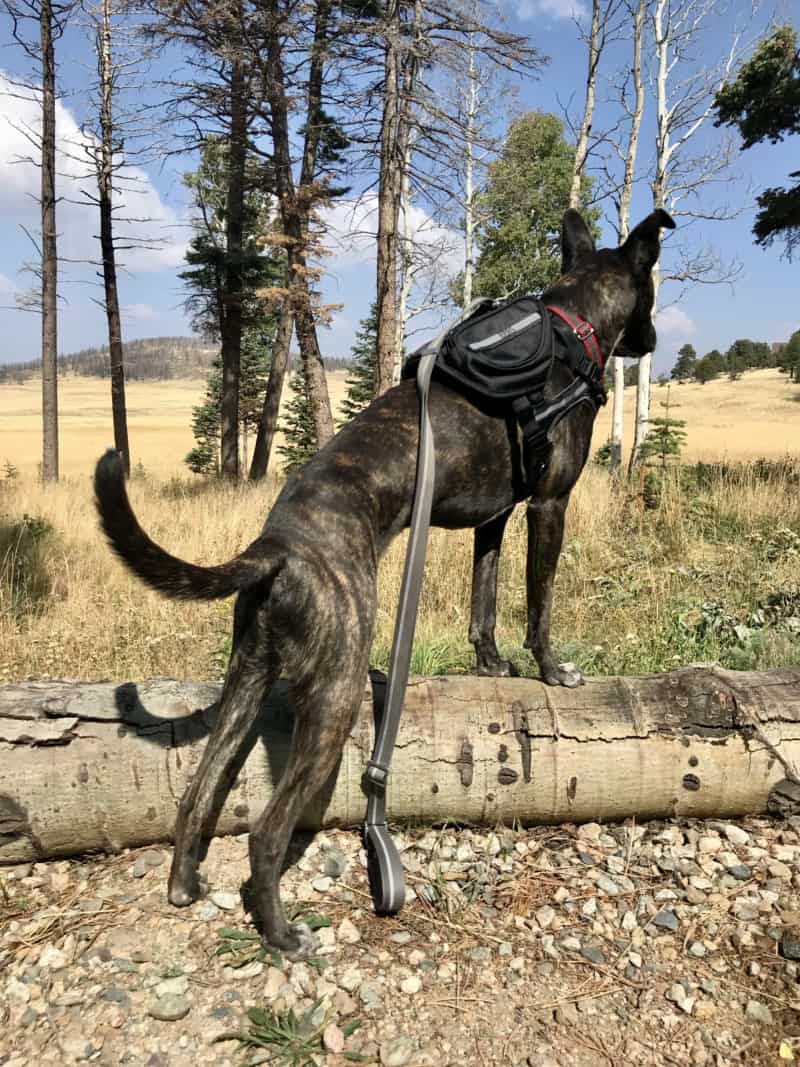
[1,667,799,864]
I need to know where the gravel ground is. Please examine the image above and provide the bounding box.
[2,816,800,1067]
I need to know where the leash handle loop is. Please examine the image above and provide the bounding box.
[362,299,488,918]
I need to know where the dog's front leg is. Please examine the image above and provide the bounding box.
[469,508,517,677]
[524,496,583,687]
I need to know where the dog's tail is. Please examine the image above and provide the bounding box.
[94,449,281,600]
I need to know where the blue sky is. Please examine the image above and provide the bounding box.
[0,1,797,374]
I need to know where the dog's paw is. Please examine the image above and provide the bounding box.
[477,658,519,678]
[282,922,319,962]
[542,661,584,688]
[167,872,208,908]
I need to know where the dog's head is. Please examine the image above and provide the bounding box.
[559,208,676,359]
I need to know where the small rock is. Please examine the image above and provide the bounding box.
[535,905,555,930]
[210,891,238,911]
[323,849,348,879]
[697,836,720,854]
[723,825,750,847]
[745,999,773,1025]
[323,1023,345,1054]
[337,918,361,944]
[390,931,412,945]
[689,942,706,958]
[338,967,362,993]
[577,822,603,842]
[264,967,286,1000]
[380,1035,415,1066]
[332,990,358,1015]
[499,941,513,957]
[156,975,189,997]
[468,946,491,963]
[311,876,333,893]
[729,864,752,881]
[653,910,679,932]
[596,875,620,896]
[768,861,792,881]
[400,975,421,994]
[358,981,382,1011]
[148,994,191,1021]
[38,944,67,970]
[132,856,150,879]
[581,945,606,966]
[196,900,219,921]
[779,931,800,961]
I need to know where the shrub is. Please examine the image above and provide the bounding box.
[0,513,54,615]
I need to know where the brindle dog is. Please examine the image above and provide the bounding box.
[94,208,674,956]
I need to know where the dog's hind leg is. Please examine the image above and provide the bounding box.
[169,591,278,908]
[523,495,583,688]
[469,508,517,677]
[248,665,368,958]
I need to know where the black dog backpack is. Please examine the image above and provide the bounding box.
[402,294,606,452]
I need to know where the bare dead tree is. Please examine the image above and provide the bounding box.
[609,0,646,471]
[258,0,336,445]
[631,0,745,460]
[3,0,73,482]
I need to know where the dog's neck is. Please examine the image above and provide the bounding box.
[544,268,637,364]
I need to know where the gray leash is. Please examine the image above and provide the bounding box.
[362,301,492,915]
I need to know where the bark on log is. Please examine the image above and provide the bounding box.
[1,667,799,864]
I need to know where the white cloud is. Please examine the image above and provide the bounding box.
[0,73,187,275]
[518,0,588,21]
[655,305,695,346]
[0,272,14,297]
[121,302,158,322]
[323,193,463,276]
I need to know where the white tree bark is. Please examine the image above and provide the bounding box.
[569,0,600,211]
[610,0,645,470]
[1,668,799,864]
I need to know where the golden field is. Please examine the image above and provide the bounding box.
[1,365,799,685]
[1,366,798,480]
[0,371,352,479]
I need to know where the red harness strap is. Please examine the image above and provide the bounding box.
[545,305,605,377]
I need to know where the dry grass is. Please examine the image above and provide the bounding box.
[0,370,351,479]
[594,368,800,462]
[2,364,799,682]
[2,455,799,684]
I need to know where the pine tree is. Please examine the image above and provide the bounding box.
[278,367,318,474]
[670,343,697,382]
[638,387,687,470]
[185,358,223,475]
[339,304,378,424]
[185,325,272,475]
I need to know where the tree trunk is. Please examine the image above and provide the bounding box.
[219,47,247,481]
[610,0,645,473]
[249,303,293,480]
[462,35,478,308]
[263,0,334,449]
[1,667,798,864]
[40,0,59,483]
[568,0,600,211]
[97,0,130,477]
[633,0,669,462]
[375,0,402,397]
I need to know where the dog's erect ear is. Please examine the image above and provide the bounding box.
[561,209,596,274]
[623,209,676,274]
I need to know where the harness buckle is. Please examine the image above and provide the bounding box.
[574,321,595,343]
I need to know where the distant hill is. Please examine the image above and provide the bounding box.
[0,337,216,384]
[0,336,353,384]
